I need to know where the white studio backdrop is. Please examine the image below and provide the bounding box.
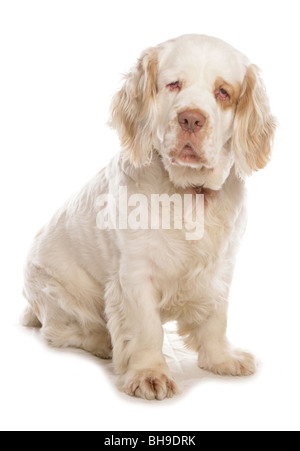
[0,0,300,431]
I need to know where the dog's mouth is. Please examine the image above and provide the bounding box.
[179,144,200,163]
[169,143,203,168]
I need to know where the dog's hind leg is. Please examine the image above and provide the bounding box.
[23,263,112,359]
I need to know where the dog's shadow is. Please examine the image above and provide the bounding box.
[22,323,253,402]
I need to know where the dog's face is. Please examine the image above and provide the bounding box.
[110,35,276,189]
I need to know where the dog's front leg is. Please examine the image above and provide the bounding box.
[178,301,256,377]
[105,275,179,400]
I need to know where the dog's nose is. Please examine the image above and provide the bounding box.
[178,110,206,132]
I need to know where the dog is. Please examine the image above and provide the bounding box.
[22,34,276,400]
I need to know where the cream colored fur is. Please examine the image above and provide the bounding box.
[22,35,276,400]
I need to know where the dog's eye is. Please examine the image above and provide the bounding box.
[216,88,230,101]
[167,81,181,92]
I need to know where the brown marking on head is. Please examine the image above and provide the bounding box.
[214,77,242,110]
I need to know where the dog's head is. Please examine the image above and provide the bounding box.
[110,35,276,189]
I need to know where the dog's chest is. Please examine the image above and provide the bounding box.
[153,202,235,322]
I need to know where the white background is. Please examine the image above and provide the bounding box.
[1,0,299,432]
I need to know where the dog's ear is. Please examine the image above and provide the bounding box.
[232,64,276,178]
[109,48,158,168]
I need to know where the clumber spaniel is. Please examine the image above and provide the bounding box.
[23,35,276,400]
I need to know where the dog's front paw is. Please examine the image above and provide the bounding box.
[122,369,180,401]
[199,350,256,377]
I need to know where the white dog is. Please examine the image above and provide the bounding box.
[22,35,276,400]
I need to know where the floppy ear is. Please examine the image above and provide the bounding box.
[109,48,158,167]
[232,64,276,178]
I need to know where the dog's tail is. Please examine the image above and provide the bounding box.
[21,305,42,328]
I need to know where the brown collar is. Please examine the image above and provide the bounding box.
[192,185,217,197]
